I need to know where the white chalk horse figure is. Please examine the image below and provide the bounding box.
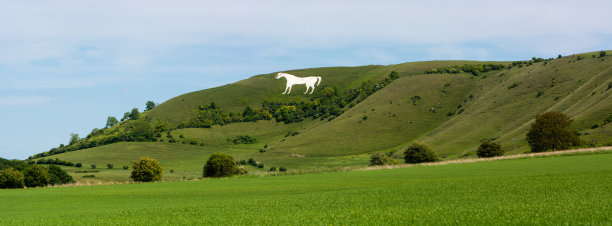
[275,73,321,94]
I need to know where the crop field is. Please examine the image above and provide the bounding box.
[2,151,610,225]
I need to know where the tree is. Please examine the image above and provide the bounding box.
[369,152,392,166]
[24,165,50,188]
[526,112,580,152]
[403,143,438,163]
[106,116,119,128]
[476,141,504,158]
[600,51,607,58]
[75,163,82,168]
[130,157,163,182]
[130,108,140,120]
[389,71,400,80]
[145,101,156,111]
[107,163,113,169]
[203,152,237,177]
[69,133,80,145]
[0,168,24,189]
[121,112,130,121]
[47,165,74,185]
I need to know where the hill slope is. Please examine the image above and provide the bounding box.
[35,51,612,181]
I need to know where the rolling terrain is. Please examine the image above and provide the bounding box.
[34,51,612,182]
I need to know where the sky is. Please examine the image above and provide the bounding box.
[1,0,611,159]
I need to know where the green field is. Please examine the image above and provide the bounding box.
[3,151,611,225]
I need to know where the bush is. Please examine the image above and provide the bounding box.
[403,143,438,163]
[130,157,163,182]
[247,158,256,166]
[526,112,580,152]
[107,163,113,169]
[477,141,504,158]
[47,165,74,185]
[233,135,257,144]
[369,152,392,166]
[257,163,264,168]
[600,51,606,57]
[91,164,96,169]
[279,167,287,172]
[236,166,248,175]
[203,153,237,177]
[75,163,82,168]
[0,168,24,189]
[123,165,129,170]
[269,166,277,171]
[24,165,50,188]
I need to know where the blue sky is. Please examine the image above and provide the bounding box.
[1,0,611,159]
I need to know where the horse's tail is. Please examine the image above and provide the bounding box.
[316,76,322,86]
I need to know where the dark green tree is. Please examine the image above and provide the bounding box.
[69,133,80,145]
[130,157,163,182]
[106,116,119,128]
[476,141,504,158]
[526,112,580,152]
[369,152,392,166]
[145,101,156,111]
[121,112,130,121]
[403,143,438,163]
[389,71,400,80]
[600,51,607,57]
[47,165,74,185]
[0,168,25,189]
[24,165,50,188]
[130,108,140,120]
[203,152,237,177]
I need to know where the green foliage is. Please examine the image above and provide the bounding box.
[526,112,580,152]
[23,165,50,188]
[247,158,256,166]
[0,168,24,189]
[35,158,75,166]
[477,141,504,158]
[0,158,29,171]
[121,112,130,121]
[106,117,119,128]
[203,153,237,177]
[257,163,264,168]
[75,163,82,168]
[403,143,438,163]
[130,108,140,120]
[600,51,606,57]
[131,157,163,182]
[269,166,277,171]
[107,163,113,169]
[145,101,156,111]
[369,152,392,166]
[91,164,96,169]
[47,165,74,185]
[425,63,507,75]
[123,165,129,170]
[232,135,257,144]
[279,166,288,172]
[69,133,80,145]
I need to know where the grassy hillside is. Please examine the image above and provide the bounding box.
[4,151,611,224]
[36,51,612,181]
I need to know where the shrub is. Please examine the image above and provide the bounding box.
[403,143,438,163]
[233,135,257,144]
[24,165,50,188]
[526,112,580,152]
[259,149,266,153]
[600,51,606,57]
[130,157,163,182]
[91,164,96,169]
[0,168,25,189]
[169,169,174,173]
[257,163,264,168]
[269,166,277,171]
[47,165,74,185]
[123,165,129,170]
[204,153,237,178]
[279,167,287,172]
[107,163,113,169]
[236,166,248,175]
[477,141,504,158]
[247,158,256,166]
[369,152,392,166]
[238,160,247,165]
[75,163,82,168]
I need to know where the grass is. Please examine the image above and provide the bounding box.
[2,151,611,224]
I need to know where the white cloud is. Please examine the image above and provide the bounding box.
[0,96,53,107]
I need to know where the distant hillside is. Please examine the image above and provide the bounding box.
[33,51,612,182]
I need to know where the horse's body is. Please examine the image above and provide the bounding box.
[275,73,321,94]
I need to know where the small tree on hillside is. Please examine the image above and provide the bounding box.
[526,112,580,152]
[600,51,607,58]
[203,153,237,177]
[404,143,438,163]
[477,141,504,158]
[106,116,119,128]
[130,108,140,120]
[145,101,156,111]
[47,165,74,185]
[369,152,392,166]
[130,157,163,182]
[24,165,50,188]
[69,133,80,145]
[0,168,25,189]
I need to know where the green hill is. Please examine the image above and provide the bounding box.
[33,51,612,181]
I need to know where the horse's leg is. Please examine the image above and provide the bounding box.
[287,85,292,94]
[283,85,289,94]
[309,85,315,94]
[304,85,310,94]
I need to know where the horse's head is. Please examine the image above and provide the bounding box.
[275,73,284,79]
